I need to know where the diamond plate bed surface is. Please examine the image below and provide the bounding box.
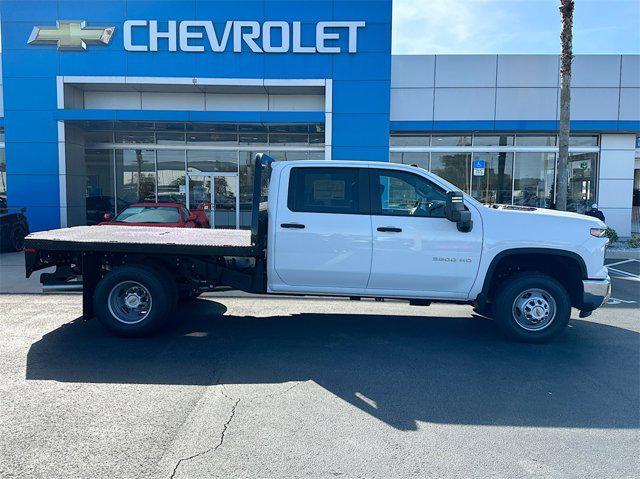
[27,226,253,248]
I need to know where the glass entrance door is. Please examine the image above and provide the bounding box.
[186,173,240,229]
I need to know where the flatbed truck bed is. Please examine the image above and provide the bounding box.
[26,225,257,257]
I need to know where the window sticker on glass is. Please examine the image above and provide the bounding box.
[313,179,346,201]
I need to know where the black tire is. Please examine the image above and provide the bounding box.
[93,264,175,336]
[9,223,27,252]
[493,273,571,343]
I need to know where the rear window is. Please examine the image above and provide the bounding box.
[288,167,360,214]
[113,206,180,223]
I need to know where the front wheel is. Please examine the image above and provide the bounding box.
[493,273,571,343]
[93,264,174,336]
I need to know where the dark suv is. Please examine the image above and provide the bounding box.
[0,198,30,252]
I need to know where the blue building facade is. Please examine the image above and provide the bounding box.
[1,0,392,231]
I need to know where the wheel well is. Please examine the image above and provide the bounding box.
[483,252,584,307]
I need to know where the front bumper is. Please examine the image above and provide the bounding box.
[581,276,611,311]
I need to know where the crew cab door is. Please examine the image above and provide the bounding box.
[366,168,482,299]
[271,165,372,292]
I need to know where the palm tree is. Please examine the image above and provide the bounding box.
[556,0,575,211]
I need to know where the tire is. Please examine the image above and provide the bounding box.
[93,264,175,336]
[493,273,571,343]
[8,223,27,252]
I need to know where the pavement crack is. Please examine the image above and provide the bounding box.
[169,397,240,479]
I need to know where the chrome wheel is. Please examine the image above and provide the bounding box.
[511,288,556,331]
[107,281,153,325]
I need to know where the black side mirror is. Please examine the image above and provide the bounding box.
[445,191,473,232]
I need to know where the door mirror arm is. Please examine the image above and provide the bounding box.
[445,191,473,232]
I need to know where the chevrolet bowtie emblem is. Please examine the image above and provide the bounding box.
[28,21,115,51]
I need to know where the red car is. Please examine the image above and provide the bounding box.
[100,203,210,228]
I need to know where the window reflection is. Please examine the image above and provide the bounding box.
[470,152,514,204]
[187,150,237,173]
[85,149,116,223]
[567,152,597,213]
[513,153,556,208]
[157,150,186,204]
[115,149,156,205]
[430,153,471,192]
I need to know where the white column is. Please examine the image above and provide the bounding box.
[598,134,636,237]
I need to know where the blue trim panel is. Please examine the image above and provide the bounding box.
[56,110,326,124]
[391,120,640,132]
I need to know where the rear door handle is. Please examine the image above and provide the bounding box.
[377,226,402,233]
[281,223,305,229]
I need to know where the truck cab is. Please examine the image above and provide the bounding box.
[24,154,611,342]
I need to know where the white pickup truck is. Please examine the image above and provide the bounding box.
[25,154,611,342]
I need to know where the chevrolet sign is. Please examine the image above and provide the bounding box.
[28,21,115,51]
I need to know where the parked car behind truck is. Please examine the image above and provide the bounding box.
[24,154,610,342]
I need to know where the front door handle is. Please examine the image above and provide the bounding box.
[377,226,402,233]
[281,223,305,229]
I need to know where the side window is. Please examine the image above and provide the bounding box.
[371,169,447,218]
[288,167,362,214]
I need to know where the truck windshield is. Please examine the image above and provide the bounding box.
[113,206,180,223]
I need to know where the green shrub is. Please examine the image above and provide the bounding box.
[604,227,618,244]
[628,235,640,248]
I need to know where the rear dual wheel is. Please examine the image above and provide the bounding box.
[94,264,176,336]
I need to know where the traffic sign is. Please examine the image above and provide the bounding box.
[473,158,485,176]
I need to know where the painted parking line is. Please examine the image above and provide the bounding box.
[607,297,637,305]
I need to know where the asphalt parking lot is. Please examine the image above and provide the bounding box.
[0,271,638,478]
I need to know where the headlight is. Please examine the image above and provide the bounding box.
[590,227,606,238]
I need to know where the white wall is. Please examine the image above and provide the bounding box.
[390,54,640,123]
[598,134,636,237]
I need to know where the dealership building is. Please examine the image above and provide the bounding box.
[0,0,639,236]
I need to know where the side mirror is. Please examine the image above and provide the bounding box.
[187,213,198,222]
[103,213,114,220]
[445,191,473,232]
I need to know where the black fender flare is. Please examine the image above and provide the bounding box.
[478,247,588,303]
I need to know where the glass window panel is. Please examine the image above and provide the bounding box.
[115,149,156,205]
[309,133,325,144]
[567,152,597,213]
[0,129,4,142]
[430,153,471,192]
[188,123,238,133]
[115,131,155,144]
[570,135,599,147]
[513,152,556,208]
[238,123,268,133]
[431,135,472,147]
[187,150,238,173]
[115,121,155,131]
[187,132,238,145]
[155,122,185,131]
[397,152,429,171]
[85,130,114,143]
[372,169,446,218]
[269,133,308,145]
[157,150,186,204]
[473,134,514,147]
[309,151,325,161]
[269,123,309,134]
[157,132,185,145]
[288,167,360,214]
[516,135,557,146]
[389,133,430,146]
[470,153,514,204]
[268,150,309,161]
[85,149,115,224]
[239,133,268,144]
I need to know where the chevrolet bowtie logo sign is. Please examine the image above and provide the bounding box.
[28,21,115,51]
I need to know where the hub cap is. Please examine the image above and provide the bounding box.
[511,288,556,331]
[108,281,152,324]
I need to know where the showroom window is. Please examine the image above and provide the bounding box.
[75,121,325,228]
[390,131,599,210]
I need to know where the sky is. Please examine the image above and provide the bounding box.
[392,0,640,54]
